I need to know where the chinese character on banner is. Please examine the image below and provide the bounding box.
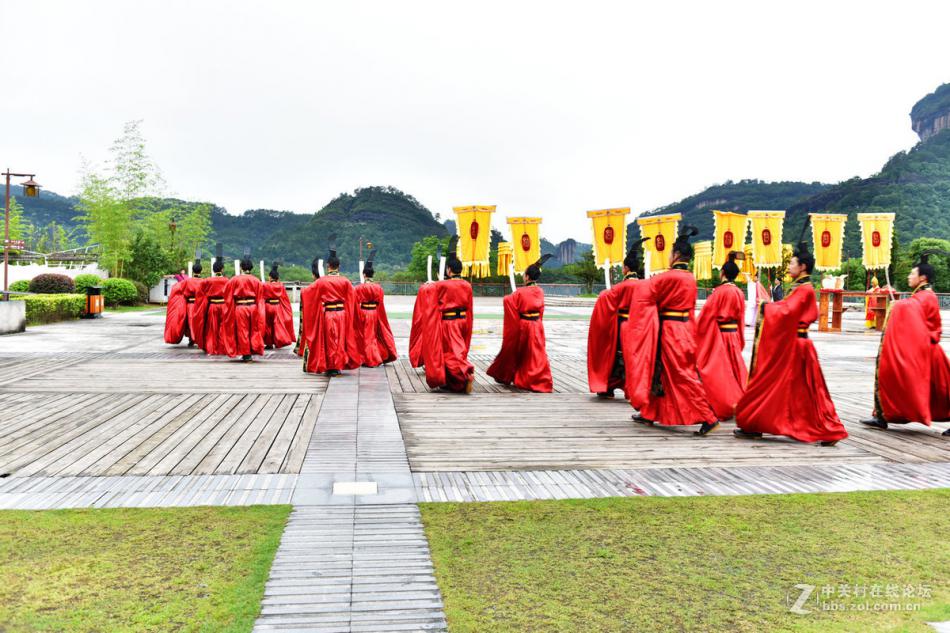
[857,213,895,270]
[453,205,496,278]
[748,210,785,268]
[712,210,749,267]
[809,213,848,271]
[587,208,631,270]
[636,212,681,275]
[506,217,542,274]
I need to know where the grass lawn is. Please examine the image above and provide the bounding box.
[421,490,950,632]
[0,505,290,632]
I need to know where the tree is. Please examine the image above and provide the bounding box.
[125,231,172,288]
[2,197,31,248]
[906,237,950,292]
[77,170,132,277]
[109,119,165,201]
[564,249,600,293]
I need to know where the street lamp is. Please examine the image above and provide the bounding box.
[4,169,41,296]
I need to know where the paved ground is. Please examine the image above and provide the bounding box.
[0,295,948,632]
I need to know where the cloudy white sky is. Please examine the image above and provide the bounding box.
[2,0,949,241]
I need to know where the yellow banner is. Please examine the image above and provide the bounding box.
[741,243,756,275]
[748,210,785,268]
[693,240,713,281]
[857,213,894,270]
[810,213,848,271]
[712,211,749,267]
[453,205,495,277]
[507,217,542,274]
[587,208,630,269]
[637,213,681,274]
[496,241,512,276]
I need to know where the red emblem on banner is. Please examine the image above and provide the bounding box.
[655,234,665,251]
[871,230,881,247]
[761,228,772,246]
[821,230,831,248]
[723,230,734,249]
[520,233,531,251]
[603,226,615,245]
[470,221,479,240]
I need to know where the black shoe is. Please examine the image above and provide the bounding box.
[597,391,615,399]
[733,429,762,439]
[943,428,950,437]
[694,421,720,436]
[860,418,888,430]
[631,414,653,425]
[241,354,252,362]
[820,440,839,447]
[187,341,196,348]
[326,369,341,377]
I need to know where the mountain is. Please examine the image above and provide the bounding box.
[212,207,310,261]
[635,180,831,241]
[7,184,83,233]
[259,186,448,267]
[785,127,950,258]
[911,82,950,142]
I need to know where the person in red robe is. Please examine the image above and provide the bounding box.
[262,262,296,350]
[294,258,320,357]
[734,238,847,445]
[193,250,230,355]
[863,251,950,436]
[301,240,361,376]
[163,258,203,347]
[422,237,475,393]
[409,245,441,368]
[355,251,397,367]
[588,242,641,399]
[695,251,747,420]
[223,251,266,361]
[488,254,554,392]
[632,226,719,435]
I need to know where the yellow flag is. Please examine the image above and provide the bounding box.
[587,208,630,268]
[748,210,785,268]
[741,243,756,275]
[453,205,495,278]
[857,213,894,270]
[507,217,542,274]
[496,242,513,276]
[637,213,681,274]
[693,240,713,281]
[810,213,848,271]
[712,211,749,267]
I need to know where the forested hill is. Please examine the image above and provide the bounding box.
[257,186,448,267]
[785,128,950,257]
[633,180,831,240]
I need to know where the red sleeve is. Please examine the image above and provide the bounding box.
[192,279,210,349]
[375,285,398,361]
[164,282,186,344]
[463,283,474,352]
[344,281,362,369]
[487,292,521,384]
[422,283,446,388]
[279,284,296,343]
[222,278,237,357]
[587,286,620,393]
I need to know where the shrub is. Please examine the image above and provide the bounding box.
[132,280,149,304]
[28,273,75,294]
[73,274,104,294]
[12,294,86,325]
[102,278,138,306]
[9,280,30,293]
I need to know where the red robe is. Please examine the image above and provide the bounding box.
[587,276,636,395]
[355,282,398,367]
[621,279,659,411]
[695,282,747,420]
[193,276,230,355]
[223,274,266,357]
[638,266,717,425]
[487,284,552,392]
[163,277,201,345]
[874,285,950,425]
[263,281,296,349]
[422,277,474,392]
[301,273,361,373]
[736,277,847,442]
[294,282,315,357]
[409,283,436,367]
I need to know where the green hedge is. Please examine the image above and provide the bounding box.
[12,294,86,325]
[8,280,30,293]
[102,278,138,306]
[29,273,75,294]
[73,274,103,294]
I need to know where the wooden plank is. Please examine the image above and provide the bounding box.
[280,395,321,473]
[259,394,308,473]
[239,394,298,473]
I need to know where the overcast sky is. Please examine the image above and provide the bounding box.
[3,0,949,241]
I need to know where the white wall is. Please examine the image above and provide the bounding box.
[5,263,107,285]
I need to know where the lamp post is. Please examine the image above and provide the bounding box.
[4,169,41,297]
